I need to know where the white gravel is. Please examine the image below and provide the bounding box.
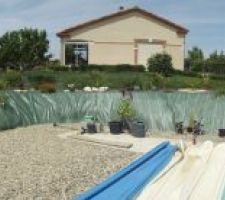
[0,124,139,200]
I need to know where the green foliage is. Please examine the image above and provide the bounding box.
[26,71,56,84]
[35,82,56,93]
[73,64,146,72]
[0,28,50,70]
[0,80,8,90]
[49,65,70,72]
[117,99,136,119]
[191,60,207,72]
[3,70,22,87]
[188,47,204,63]
[148,53,173,76]
[187,48,225,74]
[152,73,167,88]
[187,46,204,72]
[2,69,225,91]
[88,71,106,87]
[206,52,225,74]
[45,60,69,72]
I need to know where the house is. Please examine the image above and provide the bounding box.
[57,7,188,70]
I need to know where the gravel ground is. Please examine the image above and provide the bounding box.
[0,124,139,200]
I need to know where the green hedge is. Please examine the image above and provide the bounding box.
[191,60,225,74]
[47,64,146,72]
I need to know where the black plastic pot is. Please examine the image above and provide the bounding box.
[218,129,225,137]
[187,127,193,133]
[109,121,123,134]
[87,123,97,133]
[130,121,146,138]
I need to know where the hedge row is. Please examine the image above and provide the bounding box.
[192,60,225,74]
[48,64,146,72]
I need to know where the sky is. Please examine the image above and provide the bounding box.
[0,0,224,58]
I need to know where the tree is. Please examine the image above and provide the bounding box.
[147,53,173,76]
[0,28,50,70]
[186,46,204,71]
[209,50,225,61]
[188,46,204,62]
[206,51,225,74]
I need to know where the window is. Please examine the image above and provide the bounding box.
[65,43,88,66]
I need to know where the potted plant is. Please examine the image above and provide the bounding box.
[117,99,136,130]
[109,99,136,134]
[187,113,195,133]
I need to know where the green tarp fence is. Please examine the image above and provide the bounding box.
[0,91,225,133]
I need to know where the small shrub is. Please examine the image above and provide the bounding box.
[76,64,146,72]
[117,99,136,119]
[0,80,8,90]
[35,82,56,93]
[172,69,201,78]
[148,53,173,76]
[3,70,22,87]
[152,73,167,88]
[120,76,140,89]
[139,78,153,90]
[207,60,225,74]
[27,72,56,84]
[191,60,207,72]
[50,65,70,72]
[88,71,106,87]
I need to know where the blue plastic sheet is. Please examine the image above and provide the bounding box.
[74,142,177,200]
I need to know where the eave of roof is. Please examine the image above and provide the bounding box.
[57,7,189,38]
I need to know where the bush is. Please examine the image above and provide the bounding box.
[207,60,225,74]
[191,60,206,72]
[48,65,70,72]
[88,71,106,87]
[73,64,146,72]
[0,80,8,90]
[117,99,136,119]
[45,61,70,72]
[3,70,22,87]
[152,73,167,88]
[26,72,56,84]
[148,53,173,76]
[173,69,201,78]
[35,82,56,93]
[191,59,225,75]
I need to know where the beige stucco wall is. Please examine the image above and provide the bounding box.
[61,12,186,70]
[89,43,134,65]
[166,45,185,70]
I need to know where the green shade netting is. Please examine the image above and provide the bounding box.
[0,91,225,133]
